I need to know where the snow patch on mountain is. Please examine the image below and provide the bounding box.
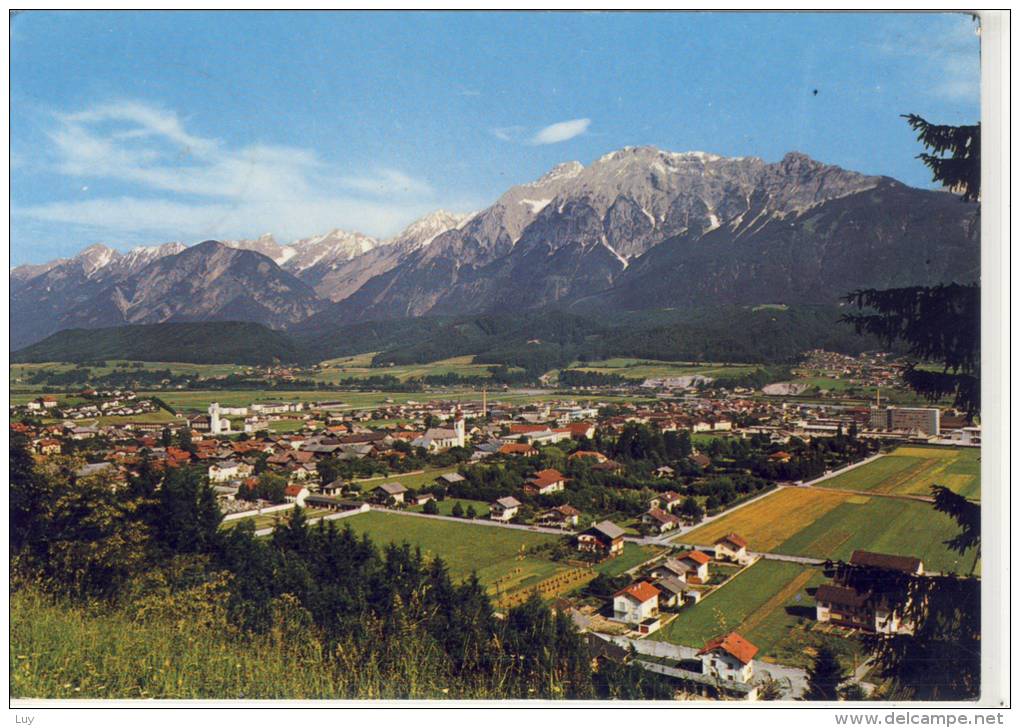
[520,198,552,214]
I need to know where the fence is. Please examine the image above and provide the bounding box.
[221,502,296,522]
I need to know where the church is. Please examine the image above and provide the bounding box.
[411,409,466,451]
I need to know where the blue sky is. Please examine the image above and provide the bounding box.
[11,11,980,265]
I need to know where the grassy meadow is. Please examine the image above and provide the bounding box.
[341,511,560,583]
[654,560,862,670]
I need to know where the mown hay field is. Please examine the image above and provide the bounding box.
[680,488,849,552]
[816,447,980,500]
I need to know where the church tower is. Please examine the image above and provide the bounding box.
[453,407,466,448]
[209,402,222,435]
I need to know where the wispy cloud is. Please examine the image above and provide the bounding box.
[491,125,525,142]
[18,100,442,243]
[530,118,591,145]
[877,14,980,103]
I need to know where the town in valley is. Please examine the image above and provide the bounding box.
[10,348,981,700]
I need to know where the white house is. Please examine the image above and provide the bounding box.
[675,550,712,582]
[209,460,251,483]
[490,496,521,522]
[714,533,750,564]
[697,632,758,684]
[612,581,661,627]
[526,468,566,495]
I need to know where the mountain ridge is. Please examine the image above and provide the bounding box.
[11,146,979,349]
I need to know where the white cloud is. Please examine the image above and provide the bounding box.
[530,118,591,145]
[491,125,524,142]
[19,100,441,243]
[877,14,980,103]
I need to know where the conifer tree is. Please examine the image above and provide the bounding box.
[805,645,847,700]
[842,115,980,416]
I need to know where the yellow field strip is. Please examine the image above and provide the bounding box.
[680,489,849,552]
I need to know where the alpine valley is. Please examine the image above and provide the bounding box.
[11,146,979,358]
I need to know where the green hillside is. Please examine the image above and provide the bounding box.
[12,321,303,366]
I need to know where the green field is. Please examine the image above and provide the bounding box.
[314,354,504,383]
[352,468,459,493]
[683,487,979,575]
[655,560,861,669]
[342,511,560,583]
[775,494,978,574]
[816,447,980,500]
[593,542,661,576]
[94,410,182,426]
[560,358,759,381]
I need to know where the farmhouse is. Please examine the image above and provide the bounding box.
[490,496,522,522]
[815,550,923,634]
[565,422,596,439]
[577,520,625,557]
[35,438,61,455]
[319,478,346,496]
[714,533,750,564]
[209,460,252,483]
[374,482,408,504]
[650,491,683,512]
[697,632,758,684]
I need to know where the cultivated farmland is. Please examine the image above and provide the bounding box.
[816,447,980,500]
[681,487,978,574]
[680,488,849,553]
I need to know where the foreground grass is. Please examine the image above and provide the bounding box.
[10,588,459,699]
